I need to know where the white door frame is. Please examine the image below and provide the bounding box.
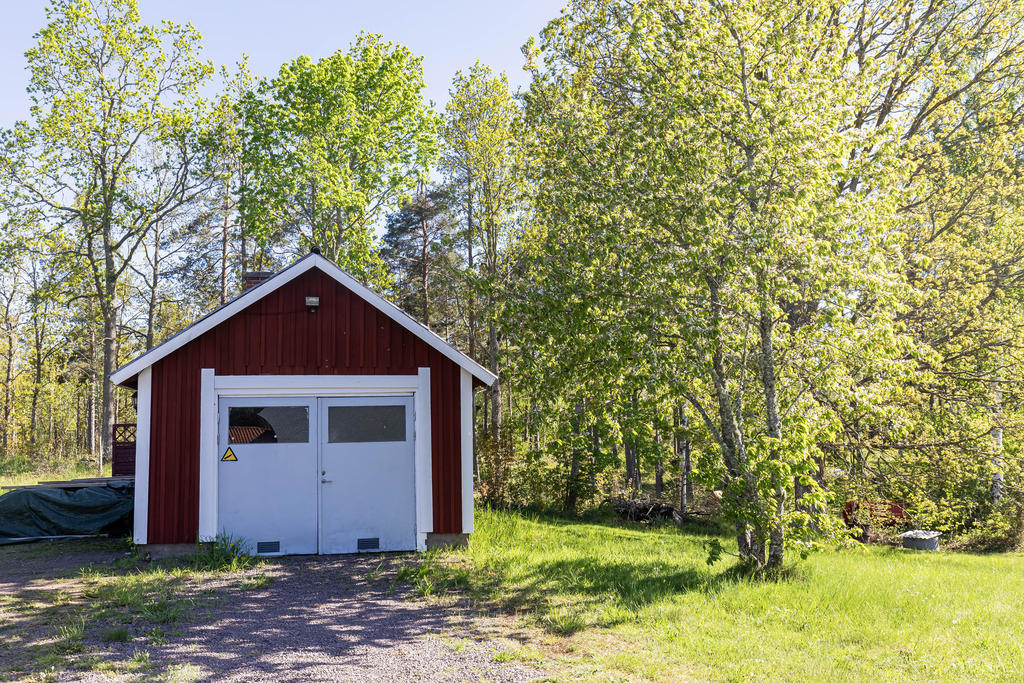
[198,369,433,551]
[132,367,152,545]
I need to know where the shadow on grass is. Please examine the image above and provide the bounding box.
[504,557,717,611]
[529,507,734,540]
[404,513,767,635]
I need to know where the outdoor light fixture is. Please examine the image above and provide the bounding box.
[306,295,320,313]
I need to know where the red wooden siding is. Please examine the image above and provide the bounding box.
[146,267,463,544]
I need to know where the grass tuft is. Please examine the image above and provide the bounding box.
[52,615,85,653]
[144,626,168,645]
[139,598,192,624]
[539,604,588,635]
[0,460,111,497]
[165,663,203,682]
[189,533,259,572]
[397,551,472,599]
[240,574,274,590]
[101,626,132,642]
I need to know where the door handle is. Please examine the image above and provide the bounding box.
[321,479,332,484]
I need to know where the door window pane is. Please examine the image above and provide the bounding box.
[328,405,406,443]
[229,406,309,443]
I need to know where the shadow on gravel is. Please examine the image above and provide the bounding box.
[159,555,455,679]
[1,541,538,682]
[4,540,540,679]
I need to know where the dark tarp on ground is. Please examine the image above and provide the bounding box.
[0,483,133,544]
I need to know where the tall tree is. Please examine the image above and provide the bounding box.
[380,183,454,327]
[239,33,438,286]
[209,60,254,305]
[441,63,523,472]
[0,239,26,459]
[23,253,63,447]
[0,0,214,463]
[832,0,1024,532]
[525,0,906,567]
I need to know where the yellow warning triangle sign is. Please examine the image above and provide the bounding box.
[221,447,237,462]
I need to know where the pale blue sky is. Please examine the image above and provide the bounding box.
[0,0,565,126]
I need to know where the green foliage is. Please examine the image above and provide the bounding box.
[396,550,471,598]
[0,461,111,496]
[239,573,274,590]
[239,33,438,286]
[520,0,900,564]
[0,455,34,477]
[379,184,460,326]
[513,0,1024,564]
[0,0,215,470]
[138,598,191,624]
[948,506,1024,553]
[439,63,525,503]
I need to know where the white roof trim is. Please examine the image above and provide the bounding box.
[111,253,497,387]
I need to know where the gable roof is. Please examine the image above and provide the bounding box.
[111,252,497,387]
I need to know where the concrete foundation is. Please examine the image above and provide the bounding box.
[143,537,467,557]
[425,533,469,550]
[139,543,199,559]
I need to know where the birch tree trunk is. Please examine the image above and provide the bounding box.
[87,312,97,461]
[991,379,1004,504]
[488,322,501,438]
[239,221,248,275]
[564,403,583,516]
[2,333,14,456]
[758,299,785,570]
[28,261,47,448]
[146,225,161,350]
[420,183,430,326]
[675,402,692,517]
[220,179,231,305]
[465,174,476,359]
[654,432,664,499]
[98,231,120,469]
[706,274,765,565]
[0,270,17,457]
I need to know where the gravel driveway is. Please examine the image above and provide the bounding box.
[0,541,546,682]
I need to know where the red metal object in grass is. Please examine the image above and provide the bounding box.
[843,500,908,529]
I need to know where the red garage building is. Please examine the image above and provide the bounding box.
[111,251,495,555]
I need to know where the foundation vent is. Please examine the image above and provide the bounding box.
[357,537,380,551]
[256,541,280,554]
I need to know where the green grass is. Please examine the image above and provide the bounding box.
[240,574,274,590]
[100,626,132,642]
[407,508,1024,682]
[52,615,85,653]
[0,535,263,679]
[0,460,111,496]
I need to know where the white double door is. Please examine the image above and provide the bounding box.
[217,395,416,555]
